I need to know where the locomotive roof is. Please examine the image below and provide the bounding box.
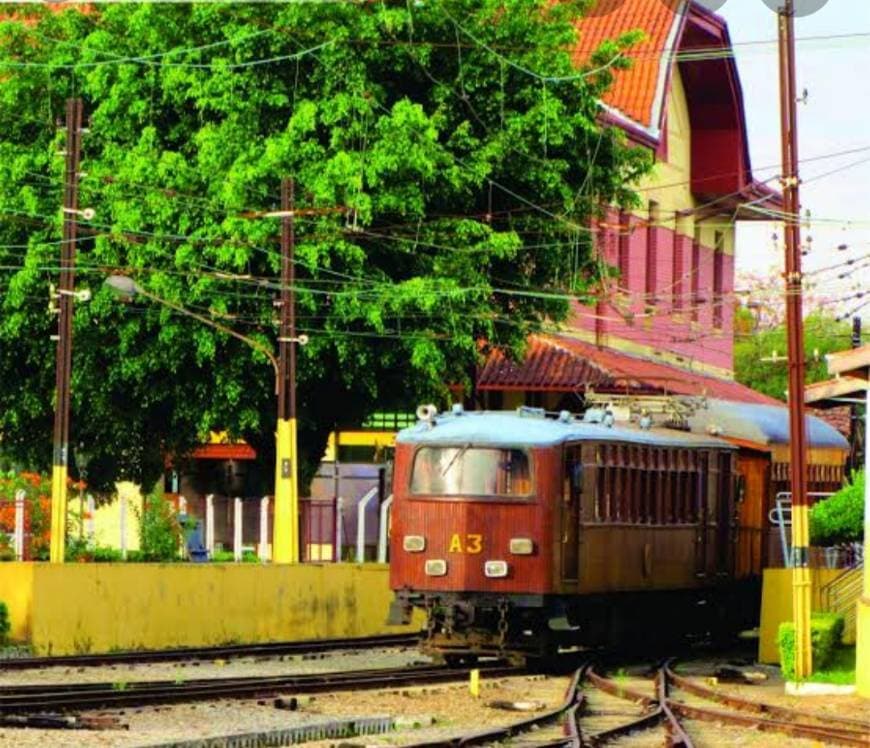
[396,410,732,449]
[688,399,849,450]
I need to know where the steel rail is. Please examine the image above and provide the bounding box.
[585,663,870,747]
[0,663,521,714]
[0,633,420,671]
[665,664,870,732]
[399,667,586,748]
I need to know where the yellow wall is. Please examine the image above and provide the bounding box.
[68,482,143,552]
[0,562,33,641]
[0,563,417,655]
[633,67,735,255]
[758,567,851,664]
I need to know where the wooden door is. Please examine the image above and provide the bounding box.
[734,451,770,577]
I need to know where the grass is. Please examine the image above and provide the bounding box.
[808,646,856,685]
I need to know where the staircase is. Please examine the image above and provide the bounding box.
[819,564,864,644]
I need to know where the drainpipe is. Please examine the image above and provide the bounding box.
[377,495,393,564]
[355,487,379,563]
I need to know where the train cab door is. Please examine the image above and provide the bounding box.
[561,445,582,582]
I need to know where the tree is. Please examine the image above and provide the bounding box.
[0,2,651,492]
[734,307,854,401]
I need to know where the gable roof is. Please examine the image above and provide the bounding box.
[477,333,781,406]
[574,0,685,141]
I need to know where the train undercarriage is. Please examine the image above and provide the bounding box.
[389,584,760,664]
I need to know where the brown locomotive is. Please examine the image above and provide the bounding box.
[388,406,753,661]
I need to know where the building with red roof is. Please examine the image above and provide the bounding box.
[477,0,783,410]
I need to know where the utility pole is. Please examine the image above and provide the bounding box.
[778,0,812,678]
[273,178,300,563]
[850,316,864,472]
[50,98,84,564]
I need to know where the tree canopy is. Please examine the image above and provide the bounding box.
[734,307,857,402]
[0,1,651,492]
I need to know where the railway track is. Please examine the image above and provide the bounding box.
[411,662,870,747]
[0,632,421,670]
[0,662,521,714]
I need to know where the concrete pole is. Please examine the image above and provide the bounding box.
[233,497,243,562]
[259,496,270,562]
[857,388,870,697]
[13,490,25,560]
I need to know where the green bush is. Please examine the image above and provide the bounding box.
[810,470,865,546]
[778,612,845,680]
[0,601,9,645]
[136,490,182,562]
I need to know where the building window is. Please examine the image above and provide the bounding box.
[645,201,660,304]
[713,231,725,329]
[691,227,701,322]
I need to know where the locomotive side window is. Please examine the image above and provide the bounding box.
[410,446,532,497]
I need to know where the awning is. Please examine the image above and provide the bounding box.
[477,334,779,406]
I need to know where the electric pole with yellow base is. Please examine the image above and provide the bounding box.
[273,178,301,564]
[857,386,870,698]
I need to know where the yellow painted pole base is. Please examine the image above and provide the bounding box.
[858,598,870,698]
[273,418,300,564]
[469,668,480,698]
[49,464,68,564]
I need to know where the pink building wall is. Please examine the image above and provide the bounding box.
[574,210,735,374]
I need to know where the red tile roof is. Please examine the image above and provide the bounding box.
[574,0,685,131]
[478,334,780,406]
[191,443,257,461]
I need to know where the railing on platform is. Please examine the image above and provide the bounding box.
[768,491,834,567]
[819,564,864,642]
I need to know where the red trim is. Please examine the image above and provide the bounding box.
[191,444,257,461]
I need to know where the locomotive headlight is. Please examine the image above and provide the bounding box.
[403,535,426,552]
[509,538,534,555]
[484,560,509,578]
[424,559,447,576]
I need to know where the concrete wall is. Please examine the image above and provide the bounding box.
[0,563,418,655]
[758,567,848,664]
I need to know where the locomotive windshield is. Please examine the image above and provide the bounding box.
[410,446,532,497]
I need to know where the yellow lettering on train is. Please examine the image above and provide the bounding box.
[448,533,484,553]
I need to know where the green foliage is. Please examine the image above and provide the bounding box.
[0,2,650,493]
[136,490,182,562]
[810,470,865,546]
[0,601,9,645]
[807,646,856,685]
[65,537,126,562]
[734,310,852,401]
[777,612,845,681]
[210,549,258,562]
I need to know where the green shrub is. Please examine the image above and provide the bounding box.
[810,470,865,546]
[778,612,845,680]
[136,490,182,562]
[0,601,10,645]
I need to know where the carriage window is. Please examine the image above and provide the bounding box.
[410,447,532,497]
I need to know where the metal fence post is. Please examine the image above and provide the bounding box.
[259,496,270,562]
[13,489,25,560]
[119,492,127,560]
[205,494,215,555]
[233,497,243,562]
[335,496,344,562]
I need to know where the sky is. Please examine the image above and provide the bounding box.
[716,0,870,319]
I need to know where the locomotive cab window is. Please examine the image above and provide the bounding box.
[410,446,532,497]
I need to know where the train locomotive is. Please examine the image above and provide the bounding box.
[387,405,754,662]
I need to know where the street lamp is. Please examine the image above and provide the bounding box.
[104,274,307,562]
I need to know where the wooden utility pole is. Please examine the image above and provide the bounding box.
[273,178,300,563]
[850,316,864,471]
[778,0,812,678]
[50,97,84,564]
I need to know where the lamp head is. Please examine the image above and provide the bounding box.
[104,275,141,299]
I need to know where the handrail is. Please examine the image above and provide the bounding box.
[377,495,393,563]
[355,487,379,563]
